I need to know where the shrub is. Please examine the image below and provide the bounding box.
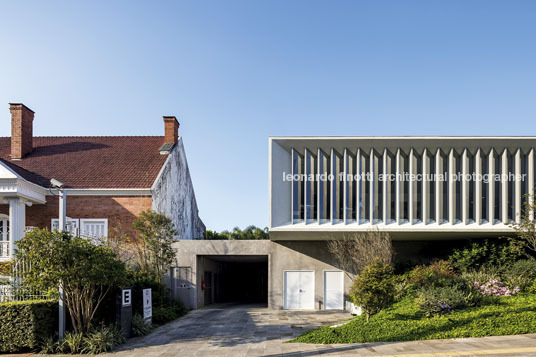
[502,259,536,292]
[350,258,395,323]
[0,300,58,353]
[152,303,187,325]
[131,314,152,337]
[460,269,501,288]
[62,331,84,354]
[475,279,520,296]
[415,284,481,317]
[0,260,11,276]
[38,335,57,354]
[448,239,522,273]
[405,260,458,289]
[81,325,125,354]
[126,270,170,316]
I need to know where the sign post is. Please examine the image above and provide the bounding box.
[143,288,152,325]
[117,288,132,338]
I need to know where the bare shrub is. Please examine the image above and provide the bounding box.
[327,229,393,278]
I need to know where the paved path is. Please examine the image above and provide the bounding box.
[108,304,536,356]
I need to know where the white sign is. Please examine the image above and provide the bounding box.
[122,289,131,307]
[143,288,152,319]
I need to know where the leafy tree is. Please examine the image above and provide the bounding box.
[350,258,395,323]
[327,230,393,278]
[133,210,177,282]
[205,225,269,240]
[15,229,126,334]
[509,196,536,260]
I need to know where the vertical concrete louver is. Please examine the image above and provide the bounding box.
[284,142,535,231]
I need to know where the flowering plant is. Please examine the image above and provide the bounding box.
[474,279,520,296]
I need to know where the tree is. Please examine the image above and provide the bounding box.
[15,229,126,334]
[133,210,177,282]
[205,225,269,240]
[327,229,393,278]
[350,258,395,323]
[509,196,536,260]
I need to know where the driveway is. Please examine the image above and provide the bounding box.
[109,304,536,356]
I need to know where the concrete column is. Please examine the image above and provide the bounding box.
[448,149,456,224]
[435,148,443,223]
[461,149,469,224]
[408,149,416,224]
[488,149,496,224]
[515,149,522,223]
[529,148,534,221]
[422,148,429,224]
[369,149,375,223]
[382,149,390,223]
[501,150,509,224]
[396,148,402,224]
[475,149,482,224]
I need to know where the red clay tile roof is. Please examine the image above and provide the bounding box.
[0,136,168,188]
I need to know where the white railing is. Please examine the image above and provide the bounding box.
[0,260,53,302]
[0,241,9,258]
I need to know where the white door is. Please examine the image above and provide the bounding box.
[284,271,314,310]
[324,271,344,310]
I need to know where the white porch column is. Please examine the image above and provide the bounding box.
[7,198,26,258]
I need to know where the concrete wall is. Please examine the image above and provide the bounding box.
[172,240,352,310]
[152,138,206,240]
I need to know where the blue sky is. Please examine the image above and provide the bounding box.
[1,1,535,232]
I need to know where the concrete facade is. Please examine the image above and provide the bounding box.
[172,240,352,310]
[269,137,536,240]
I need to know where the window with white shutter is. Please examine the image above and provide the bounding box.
[79,219,108,239]
[51,218,80,235]
[51,218,108,240]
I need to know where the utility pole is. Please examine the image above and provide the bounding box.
[51,178,66,340]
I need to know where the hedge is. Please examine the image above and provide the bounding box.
[0,300,58,353]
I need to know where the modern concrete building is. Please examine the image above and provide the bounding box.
[173,136,533,311]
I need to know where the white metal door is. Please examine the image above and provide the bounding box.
[284,271,314,310]
[324,271,344,310]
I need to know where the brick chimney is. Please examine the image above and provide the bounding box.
[163,116,179,144]
[9,103,34,159]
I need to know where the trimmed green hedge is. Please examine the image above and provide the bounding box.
[0,300,58,353]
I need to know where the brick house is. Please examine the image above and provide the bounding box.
[0,103,205,261]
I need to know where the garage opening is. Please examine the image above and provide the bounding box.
[198,255,268,307]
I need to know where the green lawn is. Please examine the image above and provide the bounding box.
[291,294,536,344]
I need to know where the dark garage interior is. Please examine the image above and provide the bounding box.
[200,255,268,307]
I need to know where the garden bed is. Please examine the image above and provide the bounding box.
[292,294,536,344]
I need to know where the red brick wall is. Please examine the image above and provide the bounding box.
[0,195,152,239]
